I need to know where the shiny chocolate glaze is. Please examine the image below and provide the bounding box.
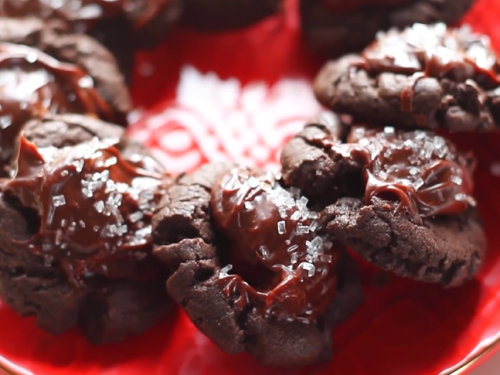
[0,43,113,174]
[4,136,166,283]
[211,167,340,322]
[353,24,500,111]
[314,126,475,217]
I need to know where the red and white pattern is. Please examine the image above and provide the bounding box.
[128,65,321,174]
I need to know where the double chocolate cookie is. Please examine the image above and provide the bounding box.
[314,23,500,132]
[181,0,283,31]
[153,163,363,367]
[281,112,486,287]
[0,114,171,343]
[301,0,476,57]
[0,18,131,176]
[0,0,182,76]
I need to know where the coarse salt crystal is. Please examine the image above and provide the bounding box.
[413,178,424,189]
[308,212,319,220]
[259,246,269,259]
[301,262,315,277]
[309,221,318,232]
[94,200,104,213]
[219,264,233,278]
[248,177,259,188]
[409,167,419,176]
[278,207,287,218]
[296,196,309,208]
[52,195,66,207]
[129,211,144,223]
[277,221,286,234]
[296,224,310,234]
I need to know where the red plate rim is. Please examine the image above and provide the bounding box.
[0,327,499,375]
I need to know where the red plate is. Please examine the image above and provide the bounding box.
[1,0,500,374]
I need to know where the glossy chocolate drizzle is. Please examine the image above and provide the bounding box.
[0,0,173,31]
[315,126,475,217]
[353,23,500,112]
[0,43,113,172]
[4,136,166,282]
[211,167,339,322]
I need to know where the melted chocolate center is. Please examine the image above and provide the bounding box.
[4,136,166,282]
[1,0,172,31]
[0,43,113,174]
[211,167,339,322]
[315,126,475,217]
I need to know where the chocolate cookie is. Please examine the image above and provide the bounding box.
[281,113,486,287]
[153,163,363,367]
[301,0,476,57]
[0,114,172,344]
[0,1,182,75]
[314,23,500,132]
[181,0,283,30]
[0,18,131,176]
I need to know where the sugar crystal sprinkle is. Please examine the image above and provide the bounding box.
[308,212,319,220]
[52,195,66,207]
[94,200,104,213]
[248,177,259,188]
[259,245,269,259]
[129,211,144,223]
[301,262,315,277]
[279,207,287,218]
[297,224,310,234]
[309,221,318,232]
[219,264,233,278]
[277,220,286,234]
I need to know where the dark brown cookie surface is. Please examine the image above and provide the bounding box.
[0,18,131,121]
[153,163,363,367]
[181,0,282,30]
[0,18,131,176]
[0,1,182,74]
[314,23,500,132]
[281,113,486,287]
[0,114,172,343]
[302,0,476,57]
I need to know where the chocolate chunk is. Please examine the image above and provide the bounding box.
[0,1,182,75]
[314,23,500,131]
[181,0,282,30]
[301,0,476,58]
[281,114,486,286]
[0,114,172,343]
[153,163,363,367]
